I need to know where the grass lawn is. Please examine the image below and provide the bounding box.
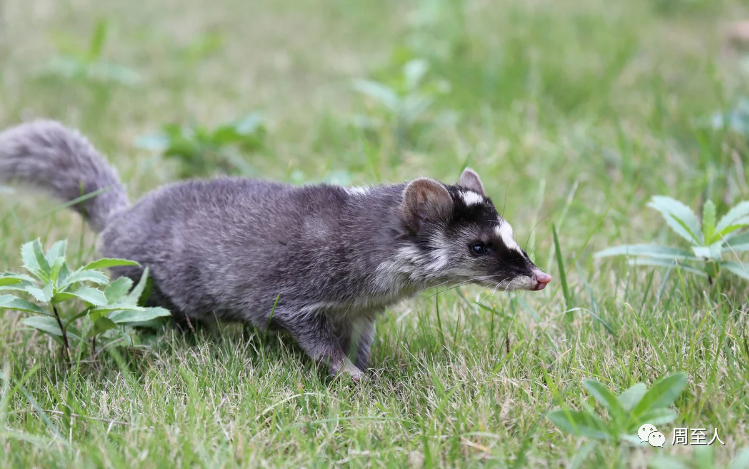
[1,0,749,467]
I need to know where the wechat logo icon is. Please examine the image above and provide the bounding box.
[638,424,665,448]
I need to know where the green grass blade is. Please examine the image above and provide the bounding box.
[552,224,572,314]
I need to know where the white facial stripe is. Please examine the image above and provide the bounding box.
[460,191,483,206]
[427,232,450,271]
[496,222,521,252]
[427,249,449,271]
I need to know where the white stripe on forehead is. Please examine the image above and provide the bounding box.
[460,191,483,206]
[495,222,521,252]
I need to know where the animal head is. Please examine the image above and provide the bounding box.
[398,168,551,291]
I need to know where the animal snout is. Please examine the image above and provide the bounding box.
[532,271,552,290]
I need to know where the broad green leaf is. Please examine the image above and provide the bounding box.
[635,408,677,427]
[723,230,749,246]
[546,410,611,440]
[617,383,646,411]
[352,80,400,111]
[0,295,49,316]
[716,200,749,233]
[91,317,118,337]
[595,244,698,261]
[211,125,243,145]
[116,329,134,346]
[105,277,133,302]
[0,294,19,307]
[692,243,722,261]
[211,115,264,147]
[672,216,702,244]
[702,200,716,244]
[90,303,145,314]
[32,240,51,277]
[68,287,108,306]
[62,270,109,287]
[22,316,63,337]
[52,292,78,303]
[44,240,67,266]
[647,196,702,244]
[80,258,139,271]
[21,240,48,280]
[720,261,749,281]
[692,246,710,258]
[0,285,32,293]
[23,283,53,303]
[21,317,82,341]
[627,258,707,277]
[49,257,67,283]
[715,223,747,240]
[718,216,749,233]
[0,273,35,287]
[108,307,171,324]
[57,263,71,287]
[127,267,150,303]
[723,243,749,254]
[730,447,749,469]
[632,372,687,417]
[582,380,624,423]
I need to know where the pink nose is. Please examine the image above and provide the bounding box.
[533,272,552,291]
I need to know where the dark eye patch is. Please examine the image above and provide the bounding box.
[469,241,488,256]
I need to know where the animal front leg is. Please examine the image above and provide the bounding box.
[339,319,376,371]
[275,310,364,381]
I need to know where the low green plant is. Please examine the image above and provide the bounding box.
[352,58,451,147]
[547,372,687,444]
[596,196,749,281]
[41,19,140,86]
[137,113,265,178]
[649,446,749,469]
[0,239,170,360]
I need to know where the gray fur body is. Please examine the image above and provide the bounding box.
[0,120,551,379]
[101,178,420,374]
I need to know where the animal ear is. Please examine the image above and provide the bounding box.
[401,178,454,232]
[457,167,485,196]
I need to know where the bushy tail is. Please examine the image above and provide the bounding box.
[0,120,129,232]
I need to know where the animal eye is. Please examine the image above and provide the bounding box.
[469,242,487,256]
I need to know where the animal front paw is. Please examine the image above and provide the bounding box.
[332,358,366,382]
